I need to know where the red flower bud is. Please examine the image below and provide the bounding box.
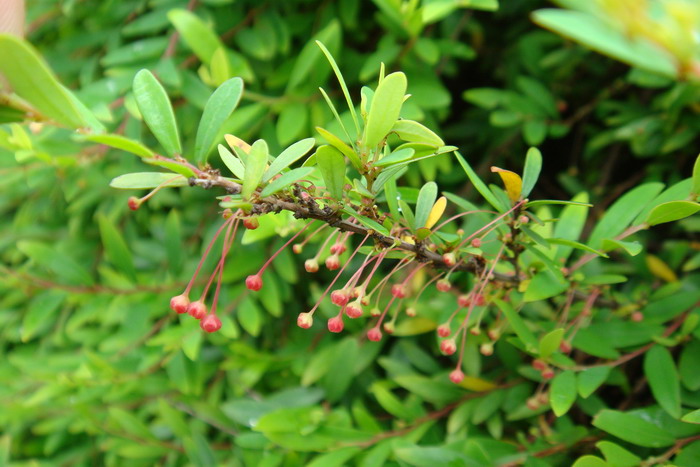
[449,369,465,384]
[519,215,529,224]
[243,217,259,230]
[170,294,190,314]
[532,359,548,371]
[200,314,222,333]
[440,339,457,355]
[328,316,344,333]
[631,311,643,322]
[471,238,482,248]
[457,294,470,308]
[305,259,319,273]
[187,300,207,320]
[346,301,363,318]
[325,253,340,270]
[391,284,406,299]
[331,289,350,306]
[474,294,486,306]
[127,196,141,211]
[559,340,572,353]
[245,274,263,291]
[330,242,346,255]
[297,312,313,329]
[436,279,451,292]
[442,252,456,267]
[437,324,451,337]
[541,368,555,380]
[367,327,382,342]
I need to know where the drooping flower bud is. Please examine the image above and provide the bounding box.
[245,274,263,291]
[345,301,363,318]
[405,306,416,317]
[391,284,407,299]
[243,217,259,230]
[304,259,319,273]
[471,238,482,248]
[200,314,222,333]
[367,327,382,342]
[436,279,451,292]
[330,289,350,307]
[128,196,141,211]
[327,316,344,333]
[440,339,457,355]
[449,369,465,384]
[437,324,451,337]
[325,253,340,270]
[297,312,313,329]
[170,294,190,314]
[442,252,456,267]
[187,301,207,320]
[457,294,470,308]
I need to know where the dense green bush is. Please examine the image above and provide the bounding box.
[1,0,700,465]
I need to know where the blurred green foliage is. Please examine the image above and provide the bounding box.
[1,0,700,466]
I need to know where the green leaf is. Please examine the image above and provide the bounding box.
[263,138,316,183]
[80,134,154,158]
[572,456,608,467]
[17,241,93,287]
[646,201,700,226]
[194,77,244,164]
[644,346,681,418]
[681,409,700,424]
[553,192,590,261]
[21,291,66,342]
[132,69,182,156]
[242,140,269,199]
[364,72,407,149]
[596,441,641,467]
[276,102,309,146]
[167,9,223,64]
[601,239,642,256]
[521,147,542,199]
[524,270,569,302]
[343,207,390,236]
[316,127,361,170]
[692,153,700,197]
[539,328,564,359]
[315,145,346,200]
[316,40,360,137]
[577,366,610,398]
[261,167,315,197]
[550,370,577,416]
[587,183,664,248]
[414,182,438,230]
[455,152,505,212]
[110,173,188,190]
[375,148,415,167]
[218,144,245,179]
[238,297,262,336]
[532,9,677,78]
[391,119,444,146]
[523,119,548,146]
[0,34,87,128]
[97,214,136,281]
[679,340,700,391]
[108,407,155,441]
[548,238,607,258]
[493,299,538,352]
[525,199,592,208]
[288,20,341,90]
[592,410,676,447]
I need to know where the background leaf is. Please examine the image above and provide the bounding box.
[132,69,182,156]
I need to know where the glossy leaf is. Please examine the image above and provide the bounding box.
[455,152,505,212]
[521,147,542,198]
[316,127,361,170]
[391,119,444,146]
[644,346,681,418]
[263,138,316,183]
[375,148,415,167]
[601,239,643,256]
[577,366,610,398]
[693,153,700,196]
[261,167,314,197]
[218,144,245,179]
[110,173,187,189]
[194,77,244,164]
[315,145,345,200]
[364,72,407,149]
[548,238,607,258]
[539,328,564,359]
[596,441,641,467]
[682,409,700,424]
[242,140,269,199]
[493,298,538,352]
[0,34,87,128]
[81,134,154,158]
[550,370,577,416]
[168,9,222,64]
[425,196,447,229]
[592,410,676,447]
[414,182,438,230]
[132,70,182,156]
[316,40,360,136]
[646,200,700,226]
[524,270,569,302]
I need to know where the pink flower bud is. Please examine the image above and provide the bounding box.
[243,217,259,230]
[559,340,572,353]
[170,294,190,314]
[127,196,141,211]
[367,327,382,342]
[200,314,222,333]
[471,238,482,248]
[518,215,529,224]
[297,312,313,329]
[440,339,457,355]
[541,368,555,380]
[391,284,406,299]
[331,289,350,306]
[449,369,465,384]
[437,324,451,337]
[457,294,470,308]
[293,244,303,254]
[345,301,363,319]
[436,279,451,292]
[370,307,381,317]
[474,294,486,306]
[328,316,344,333]
[532,359,547,371]
[245,274,263,291]
[187,301,207,320]
[325,253,340,270]
[442,252,456,267]
[330,242,347,254]
[631,311,643,322]
[304,259,319,273]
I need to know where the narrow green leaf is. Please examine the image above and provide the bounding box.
[288,20,341,90]
[577,366,610,398]
[167,9,223,64]
[391,120,444,146]
[263,138,316,183]
[455,151,505,212]
[572,456,608,467]
[644,346,681,418]
[592,410,676,447]
[539,328,564,359]
[132,69,182,156]
[194,77,244,164]
[526,199,593,208]
[261,167,314,197]
[108,407,155,441]
[681,408,700,424]
[315,145,345,200]
[521,147,542,198]
[218,144,245,179]
[319,87,354,146]
[97,214,136,281]
[548,238,608,257]
[110,173,187,190]
[375,148,415,167]
[316,127,361,170]
[414,182,438,230]
[646,200,700,226]
[0,34,87,128]
[524,270,569,302]
[493,299,538,352]
[21,291,66,342]
[81,134,154,158]
[692,153,700,196]
[316,40,360,137]
[363,72,407,148]
[242,140,268,199]
[343,207,390,236]
[550,370,577,416]
[601,239,642,256]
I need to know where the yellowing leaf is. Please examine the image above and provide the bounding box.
[458,376,498,392]
[646,254,678,282]
[426,196,447,229]
[491,166,522,203]
[225,134,251,154]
